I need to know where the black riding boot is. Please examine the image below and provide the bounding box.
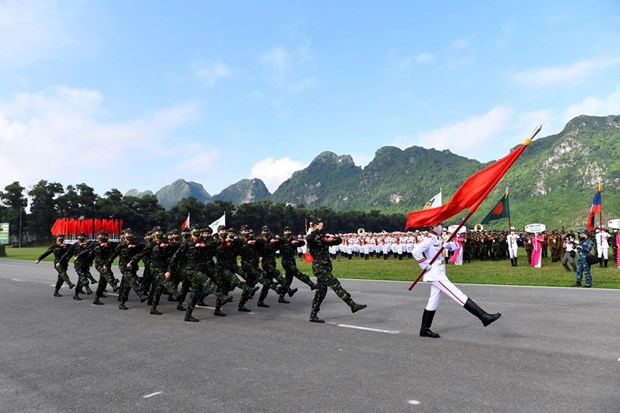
[464,298,501,327]
[420,309,440,338]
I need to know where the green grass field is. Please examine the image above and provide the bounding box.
[3,246,618,289]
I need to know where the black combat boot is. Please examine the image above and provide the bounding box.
[514,258,517,266]
[53,290,62,297]
[213,306,226,316]
[185,314,199,322]
[278,296,290,304]
[119,302,128,310]
[464,298,501,327]
[419,309,440,338]
[604,259,608,268]
[309,313,324,323]
[150,306,162,315]
[350,302,367,313]
[93,297,104,305]
[85,285,93,295]
[257,300,270,308]
[238,306,251,312]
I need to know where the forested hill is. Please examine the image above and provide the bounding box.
[140,115,620,229]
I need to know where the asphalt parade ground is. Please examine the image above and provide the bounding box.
[0,259,618,413]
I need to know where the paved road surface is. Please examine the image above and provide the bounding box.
[0,259,618,412]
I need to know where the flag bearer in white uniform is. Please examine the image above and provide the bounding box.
[412,222,502,338]
[507,227,519,266]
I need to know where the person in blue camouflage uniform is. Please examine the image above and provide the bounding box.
[306,219,367,323]
[279,226,316,303]
[258,225,296,306]
[168,226,232,322]
[575,229,594,288]
[238,226,280,311]
[60,232,96,300]
[131,230,180,315]
[106,234,148,309]
[36,234,76,296]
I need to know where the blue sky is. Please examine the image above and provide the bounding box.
[1,1,619,198]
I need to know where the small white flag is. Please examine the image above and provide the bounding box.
[423,191,442,210]
[209,213,226,233]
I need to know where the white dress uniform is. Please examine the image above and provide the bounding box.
[507,231,519,259]
[596,229,610,260]
[412,232,468,311]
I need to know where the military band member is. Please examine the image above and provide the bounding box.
[413,222,501,338]
[595,227,611,268]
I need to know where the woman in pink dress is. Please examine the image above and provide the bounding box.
[530,233,544,267]
[616,230,620,268]
[448,233,465,265]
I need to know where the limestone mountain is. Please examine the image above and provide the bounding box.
[153,179,212,210]
[124,189,154,198]
[148,115,620,229]
[212,178,271,205]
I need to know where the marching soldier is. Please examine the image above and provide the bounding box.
[279,225,316,302]
[90,230,120,305]
[258,225,297,306]
[305,219,366,323]
[106,234,149,310]
[36,234,76,297]
[60,232,96,300]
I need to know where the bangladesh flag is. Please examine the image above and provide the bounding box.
[480,193,510,224]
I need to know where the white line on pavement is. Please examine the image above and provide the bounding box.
[143,391,162,398]
[337,324,400,334]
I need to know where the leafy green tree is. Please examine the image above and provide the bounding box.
[28,180,64,240]
[0,181,28,243]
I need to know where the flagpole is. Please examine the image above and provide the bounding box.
[506,188,512,230]
[408,209,474,291]
[407,125,542,291]
[598,182,603,229]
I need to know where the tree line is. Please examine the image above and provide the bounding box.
[0,181,407,244]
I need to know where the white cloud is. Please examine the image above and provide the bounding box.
[416,106,514,155]
[250,157,308,192]
[258,44,315,91]
[514,59,619,87]
[0,86,200,194]
[260,46,292,74]
[416,52,434,64]
[192,61,231,87]
[562,87,620,122]
[0,0,79,65]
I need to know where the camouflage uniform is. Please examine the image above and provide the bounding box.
[213,227,258,314]
[90,232,120,305]
[258,225,295,306]
[131,233,179,315]
[107,236,148,309]
[60,235,96,299]
[306,221,366,323]
[36,235,75,296]
[169,229,230,321]
[238,227,279,310]
[280,227,316,301]
[575,231,594,287]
